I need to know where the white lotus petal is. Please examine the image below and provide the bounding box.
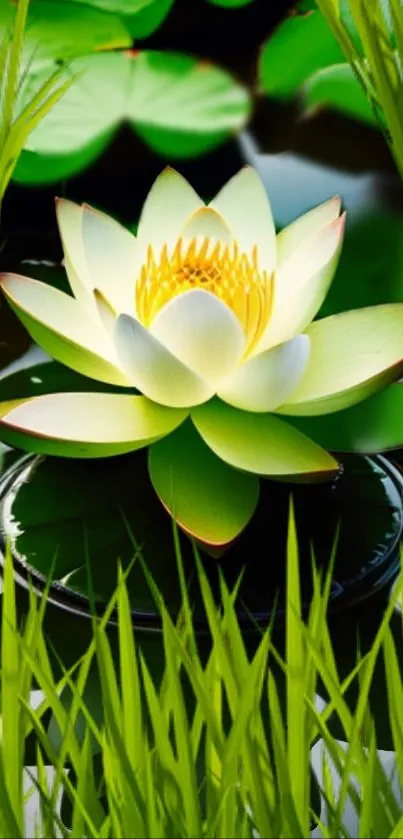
[0,274,128,386]
[277,303,403,415]
[82,203,137,314]
[63,252,96,314]
[218,335,310,412]
[150,289,245,381]
[93,288,117,337]
[56,198,92,301]
[0,393,187,457]
[136,167,203,262]
[276,196,341,263]
[115,314,214,408]
[255,213,346,353]
[210,166,276,275]
[180,207,233,245]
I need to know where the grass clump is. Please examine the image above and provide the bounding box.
[0,507,402,836]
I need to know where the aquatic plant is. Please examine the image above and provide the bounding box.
[0,167,403,545]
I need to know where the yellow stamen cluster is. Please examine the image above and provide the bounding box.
[135,237,273,355]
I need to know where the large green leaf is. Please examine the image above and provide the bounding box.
[12,133,113,185]
[207,0,254,6]
[258,7,345,99]
[148,420,259,545]
[304,63,379,127]
[123,0,175,38]
[286,383,403,454]
[0,0,131,65]
[69,0,152,13]
[15,51,250,183]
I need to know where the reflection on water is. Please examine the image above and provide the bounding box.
[239,131,381,225]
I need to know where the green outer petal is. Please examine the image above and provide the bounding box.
[0,393,187,458]
[278,304,403,416]
[191,399,339,482]
[286,383,403,454]
[1,275,129,387]
[148,420,259,545]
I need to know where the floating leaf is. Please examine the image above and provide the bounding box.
[123,0,175,38]
[258,8,344,99]
[12,134,114,185]
[303,63,379,127]
[69,0,153,13]
[287,383,403,455]
[207,0,255,6]
[0,0,131,65]
[15,51,250,182]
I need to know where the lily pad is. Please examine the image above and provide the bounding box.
[123,0,175,38]
[258,7,345,99]
[304,63,379,128]
[287,384,403,455]
[0,0,131,65]
[14,51,251,183]
[70,0,153,13]
[208,0,254,5]
[258,0,391,129]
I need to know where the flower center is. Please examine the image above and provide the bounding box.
[135,237,273,355]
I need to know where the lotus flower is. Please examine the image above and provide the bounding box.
[1,166,403,546]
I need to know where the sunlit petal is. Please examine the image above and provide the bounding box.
[136,167,203,262]
[115,314,214,407]
[0,393,187,457]
[210,166,276,275]
[218,335,310,412]
[150,289,245,381]
[0,273,128,386]
[255,213,345,353]
[278,304,403,415]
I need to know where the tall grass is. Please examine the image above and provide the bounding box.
[0,0,74,222]
[315,0,403,182]
[0,506,402,837]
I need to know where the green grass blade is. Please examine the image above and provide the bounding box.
[1,545,24,834]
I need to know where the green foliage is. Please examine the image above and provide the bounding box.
[68,0,153,12]
[122,0,175,37]
[0,0,75,219]
[207,0,255,6]
[258,5,345,98]
[0,0,132,65]
[0,0,253,185]
[12,51,250,183]
[259,0,403,168]
[315,0,403,180]
[0,512,402,835]
[304,62,378,125]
